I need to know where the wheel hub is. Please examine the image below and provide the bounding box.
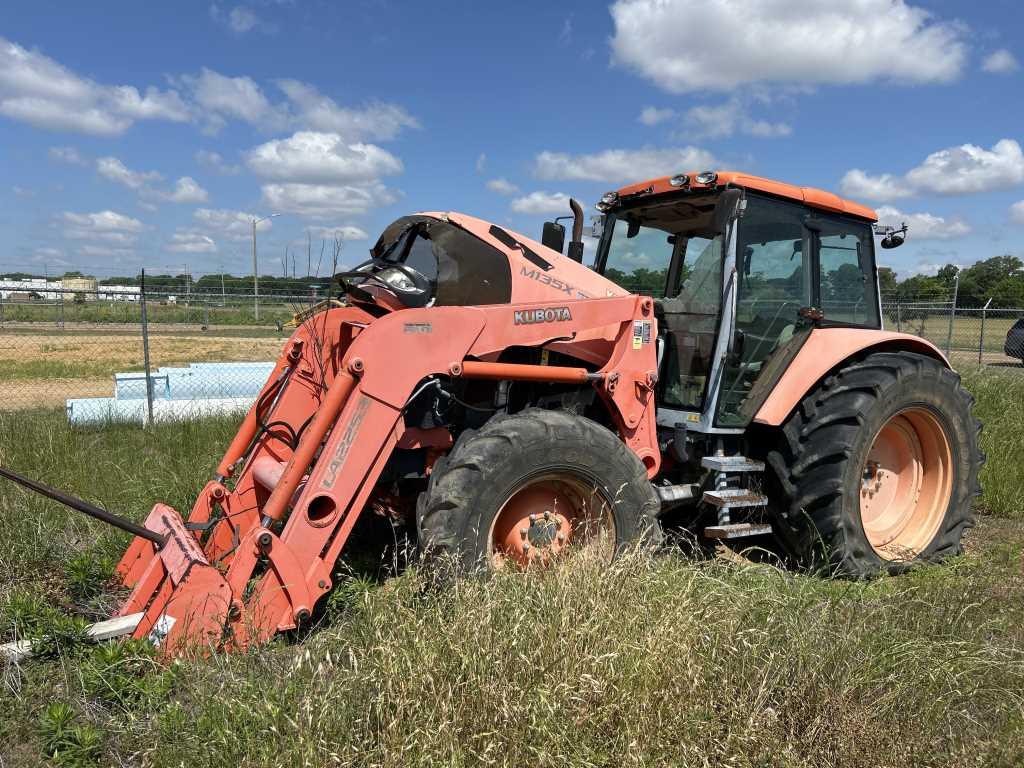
[859,407,953,560]
[489,475,613,569]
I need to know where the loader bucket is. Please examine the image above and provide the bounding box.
[116,504,234,655]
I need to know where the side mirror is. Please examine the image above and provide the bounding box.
[591,215,605,239]
[541,221,566,253]
[713,189,743,234]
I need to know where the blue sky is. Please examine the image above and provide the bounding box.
[1,0,1022,280]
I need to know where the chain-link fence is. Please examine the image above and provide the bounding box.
[0,287,294,422]
[882,300,1024,368]
[2,287,1022,425]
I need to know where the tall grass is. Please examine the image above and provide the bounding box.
[961,367,1024,519]
[0,371,1023,766]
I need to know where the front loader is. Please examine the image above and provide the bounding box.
[3,170,981,655]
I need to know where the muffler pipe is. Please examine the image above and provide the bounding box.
[567,198,585,262]
[0,466,167,547]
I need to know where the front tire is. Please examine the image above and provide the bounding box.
[762,351,982,577]
[416,408,661,572]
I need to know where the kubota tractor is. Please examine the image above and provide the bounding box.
[1,170,982,655]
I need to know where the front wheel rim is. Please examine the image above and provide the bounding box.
[488,473,615,569]
[859,407,954,560]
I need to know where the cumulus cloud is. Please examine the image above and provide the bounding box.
[261,182,397,219]
[839,169,915,202]
[511,191,573,215]
[305,225,370,242]
[486,178,519,195]
[209,4,270,34]
[638,106,675,126]
[49,146,86,165]
[1010,201,1024,225]
[195,149,240,175]
[0,36,190,135]
[534,147,716,183]
[841,139,1024,201]
[275,80,419,141]
[246,132,403,184]
[682,99,791,140]
[610,0,967,93]
[95,156,209,205]
[875,206,971,240]
[982,49,1019,74]
[167,231,217,253]
[193,208,272,241]
[61,210,144,246]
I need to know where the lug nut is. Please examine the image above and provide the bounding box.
[543,510,550,520]
[557,533,566,543]
[523,542,531,552]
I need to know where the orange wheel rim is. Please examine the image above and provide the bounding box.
[488,473,614,569]
[859,407,953,560]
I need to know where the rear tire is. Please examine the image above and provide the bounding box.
[761,351,982,577]
[416,408,661,573]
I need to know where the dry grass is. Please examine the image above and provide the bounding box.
[0,330,285,409]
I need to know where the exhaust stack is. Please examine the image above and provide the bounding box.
[567,198,585,263]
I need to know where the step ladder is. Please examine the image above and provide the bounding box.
[700,454,772,540]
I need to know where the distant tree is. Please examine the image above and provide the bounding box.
[877,267,898,296]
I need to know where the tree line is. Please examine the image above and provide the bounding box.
[880,255,1023,307]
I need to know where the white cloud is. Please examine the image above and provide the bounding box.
[476,153,487,173]
[193,208,272,241]
[96,156,209,204]
[841,139,1024,201]
[12,186,34,197]
[165,177,209,204]
[61,210,144,245]
[195,149,240,175]
[175,67,281,133]
[534,146,716,183]
[840,169,915,202]
[275,80,418,141]
[210,4,272,34]
[78,244,136,258]
[306,225,370,242]
[638,106,676,126]
[97,156,162,191]
[49,146,86,165]
[904,139,1024,195]
[0,36,189,135]
[982,49,1019,74]
[261,182,396,219]
[246,131,403,184]
[1010,201,1024,225]
[167,231,217,253]
[610,0,967,93]
[875,206,971,240]
[486,178,519,195]
[511,191,573,215]
[681,99,793,140]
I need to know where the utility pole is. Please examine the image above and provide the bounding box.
[251,213,280,321]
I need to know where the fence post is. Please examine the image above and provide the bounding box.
[140,270,155,427]
[979,298,992,366]
[945,274,959,357]
[57,290,65,329]
[896,300,902,332]
[0,290,4,328]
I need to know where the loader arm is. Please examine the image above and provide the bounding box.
[115,295,659,653]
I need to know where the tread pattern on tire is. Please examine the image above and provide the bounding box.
[416,408,661,570]
[761,351,983,576]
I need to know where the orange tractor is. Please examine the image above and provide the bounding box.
[2,170,982,655]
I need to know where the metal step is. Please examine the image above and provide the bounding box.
[702,488,769,510]
[701,455,765,473]
[704,522,773,540]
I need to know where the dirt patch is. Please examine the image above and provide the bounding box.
[0,329,285,410]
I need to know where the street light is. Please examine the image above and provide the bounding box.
[252,213,280,321]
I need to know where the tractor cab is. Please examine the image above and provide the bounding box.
[589,172,883,433]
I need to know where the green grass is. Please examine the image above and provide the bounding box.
[0,371,1023,766]
[0,300,298,327]
[961,367,1024,519]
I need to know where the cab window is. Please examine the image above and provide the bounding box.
[818,218,879,327]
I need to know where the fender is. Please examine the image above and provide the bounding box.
[753,328,948,427]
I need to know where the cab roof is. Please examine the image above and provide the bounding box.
[615,171,878,222]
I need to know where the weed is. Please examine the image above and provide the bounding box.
[38,702,102,767]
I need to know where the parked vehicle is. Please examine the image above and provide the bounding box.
[1005,317,1024,362]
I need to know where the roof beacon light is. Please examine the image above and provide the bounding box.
[695,171,718,186]
[669,174,689,187]
[595,191,619,212]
